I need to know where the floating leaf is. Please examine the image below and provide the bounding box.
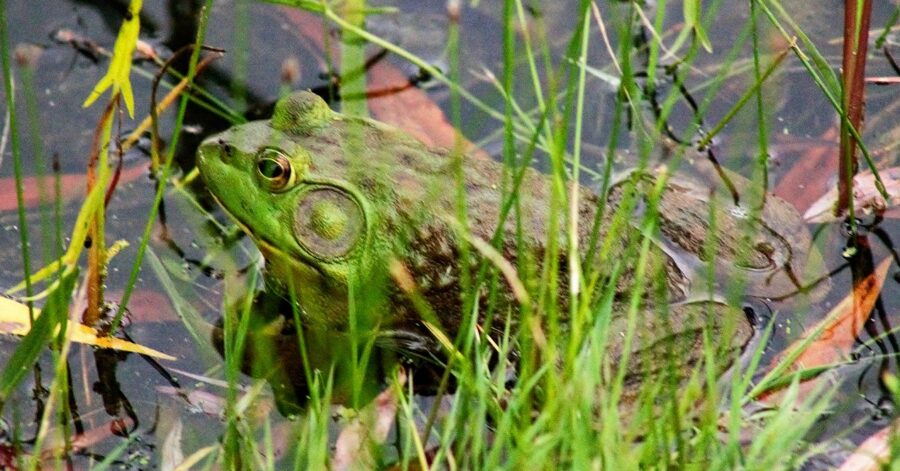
[804,167,900,222]
[0,296,175,360]
[332,370,404,471]
[837,422,892,471]
[0,272,75,403]
[759,258,890,403]
[789,258,889,368]
[82,0,143,117]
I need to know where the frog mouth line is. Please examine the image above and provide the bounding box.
[208,193,325,278]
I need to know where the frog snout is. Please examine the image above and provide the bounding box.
[198,137,235,165]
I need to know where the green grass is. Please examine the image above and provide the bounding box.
[1,0,895,469]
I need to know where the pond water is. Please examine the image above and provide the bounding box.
[0,0,898,468]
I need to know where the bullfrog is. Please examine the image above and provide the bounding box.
[197,91,818,399]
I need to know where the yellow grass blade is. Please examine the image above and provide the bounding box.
[81,0,143,117]
[0,296,175,360]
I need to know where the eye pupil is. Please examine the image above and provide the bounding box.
[255,149,294,191]
[258,159,283,179]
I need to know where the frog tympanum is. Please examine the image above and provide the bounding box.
[198,91,817,405]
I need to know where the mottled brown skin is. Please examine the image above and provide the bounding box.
[198,91,817,396]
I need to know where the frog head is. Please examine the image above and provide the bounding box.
[198,92,389,329]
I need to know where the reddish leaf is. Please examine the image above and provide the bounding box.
[57,417,135,457]
[0,163,147,211]
[110,289,179,324]
[274,7,488,159]
[837,421,892,471]
[760,258,891,403]
[772,127,839,214]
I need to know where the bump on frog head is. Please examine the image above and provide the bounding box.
[271,91,334,135]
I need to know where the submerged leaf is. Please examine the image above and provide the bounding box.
[6,176,114,297]
[276,6,489,159]
[0,162,147,211]
[160,416,185,471]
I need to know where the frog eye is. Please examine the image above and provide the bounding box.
[256,148,295,191]
[293,186,366,261]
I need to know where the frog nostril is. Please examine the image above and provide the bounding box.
[219,140,234,161]
[258,158,285,179]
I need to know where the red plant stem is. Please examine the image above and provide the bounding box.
[85,98,117,327]
[837,0,873,216]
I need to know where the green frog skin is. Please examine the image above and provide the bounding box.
[197,91,818,390]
